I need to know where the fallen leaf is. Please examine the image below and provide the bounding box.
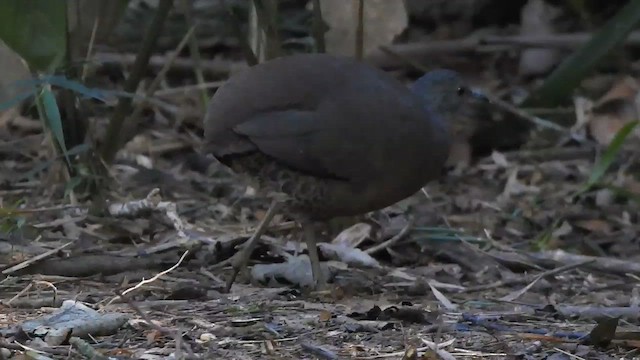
[318,310,332,322]
[332,223,372,248]
[551,220,573,238]
[574,219,612,234]
[588,77,640,145]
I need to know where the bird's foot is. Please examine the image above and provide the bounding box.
[309,279,330,292]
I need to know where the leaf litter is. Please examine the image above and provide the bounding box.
[3,102,640,359]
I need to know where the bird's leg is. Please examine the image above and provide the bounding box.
[224,200,281,292]
[302,221,326,289]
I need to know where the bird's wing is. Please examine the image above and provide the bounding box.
[232,110,358,181]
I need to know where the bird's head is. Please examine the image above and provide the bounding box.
[411,69,486,116]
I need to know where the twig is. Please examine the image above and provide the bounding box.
[2,239,72,275]
[154,80,226,96]
[552,347,587,360]
[221,0,258,65]
[365,218,414,255]
[311,0,325,53]
[69,337,109,360]
[367,30,640,68]
[100,0,174,164]
[93,51,242,75]
[533,249,640,276]
[484,92,571,134]
[124,24,197,142]
[180,0,209,110]
[378,45,428,72]
[222,200,281,292]
[499,259,595,302]
[116,289,195,358]
[354,0,364,61]
[120,250,189,298]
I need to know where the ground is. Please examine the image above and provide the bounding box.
[2,130,640,359]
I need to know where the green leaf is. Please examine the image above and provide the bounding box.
[40,86,71,167]
[524,0,640,107]
[0,75,128,111]
[0,0,67,72]
[577,120,639,195]
[64,176,83,198]
[17,143,89,181]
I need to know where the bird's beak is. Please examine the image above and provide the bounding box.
[470,88,489,103]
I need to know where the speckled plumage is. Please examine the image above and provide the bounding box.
[223,153,334,219]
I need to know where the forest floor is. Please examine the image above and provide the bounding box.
[2,119,639,359]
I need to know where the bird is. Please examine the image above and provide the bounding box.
[202,53,485,291]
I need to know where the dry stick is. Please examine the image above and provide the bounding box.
[126,25,197,135]
[2,239,72,275]
[224,200,281,292]
[461,227,544,271]
[265,0,281,60]
[105,250,189,307]
[69,337,109,360]
[6,282,34,306]
[116,290,195,359]
[94,30,640,78]
[81,17,100,81]
[537,249,640,276]
[365,218,414,255]
[180,0,208,110]
[311,0,325,53]
[354,0,364,61]
[6,204,84,214]
[498,146,596,163]
[154,80,227,96]
[483,92,572,134]
[100,0,173,164]
[249,0,280,62]
[367,31,640,68]
[378,45,429,72]
[220,0,258,66]
[499,259,595,302]
[10,341,71,358]
[552,347,587,360]
[482,32,640,48]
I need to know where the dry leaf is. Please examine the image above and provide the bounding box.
[146,329,163,344]
[596,77,639,104]
[587,77,640,145]
[552,221,573,238]
[318,310,332,322]
[332,223,372,248]
[574,219,612,234]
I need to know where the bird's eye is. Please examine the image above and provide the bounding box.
[456,87,467,96]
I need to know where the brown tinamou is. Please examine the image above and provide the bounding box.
[203,53,483,291]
